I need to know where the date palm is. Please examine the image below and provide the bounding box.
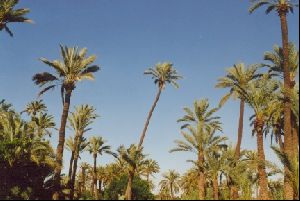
[87,136,115,199]
[22,100,47,118]
[173,99,222,200]
[216,63,261,159]
[32,46,99,199]
[0,0,32,37]
[117,144,146,200]
[249,1,299,198]
[138,62,182,149]
[170,127,227,200]
[238,75,279,200]
[159,170,181,200]
[68,104,97,200]
[140,159,160,182]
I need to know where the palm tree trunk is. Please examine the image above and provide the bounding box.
[213,176,219,200]
[138,86,163,149]
[230,185,239,200]
[68,151,75,180]
[198,152,205,200]
[235,99,245,159]
[170,183,174,199]
[125,172,134,200]
[53,89,73,200]
[70,155,79,200]
[256,122,270,200]
[279,10,294,201]
[93,154,99,200]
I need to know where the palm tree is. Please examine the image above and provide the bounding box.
[140,159,160,182]
[0,0,32,37]
[78,162,90,198]
[65,136,89,184]
[138,62,182,149]
[117,144,146,200]
[87,136,115,199]
[159,170,181,199]
[170,99,225,200]
[216,63,261,159]
[22,100,47,118]
[32,46,100,199]
[68,104,97,200]
[238,75,279,200]
[249,1,299,199]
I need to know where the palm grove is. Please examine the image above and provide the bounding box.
[0,0,299,200]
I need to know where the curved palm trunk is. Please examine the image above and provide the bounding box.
[213,176,219,200]
[256,121,270,200]
[198,151,205,200]
[235,99,245,159]
[279,10,294,201]
[93,153,99,200]
[138,86,163,149]
[53,89,73,200]
[125,172,134,200]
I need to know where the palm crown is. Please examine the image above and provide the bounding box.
[88,136,115,157]
[216,63,262,106]
[0,0,32,37]
[249,0,298,14]
[144,62,182,89]
[32,45,100,100]
[177,98,222,132]
[263,43,299,81]
[22,100,47,117]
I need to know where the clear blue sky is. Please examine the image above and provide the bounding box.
[0,0,299,186]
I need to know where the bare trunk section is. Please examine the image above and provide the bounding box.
[138,86,163,149]
[235,99,245,159]
[93,154,99,200]
[256,121,270,200]
[70,154,79,200]
[279,10,294,201]
[125,172,134,200]
[53,89,72,200]
[213,176,219,200]
[198,151,205,200]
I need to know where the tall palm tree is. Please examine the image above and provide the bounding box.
[65,136,89,184]
[0,0,32,37]
[138,62,182,149]
[87,136,115,199]
[68,104,97,200]
[216,63,261,159]
[159,170,181,200]
[238,75,279,200]
[140,159,160,182]
[32,46,100,199]
[249,1,298,199]
[117,144,146,200]
[170,99,225,200]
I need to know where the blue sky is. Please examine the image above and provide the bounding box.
[0,0,299,187]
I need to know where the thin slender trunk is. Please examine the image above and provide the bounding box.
[125,172,134,200]
[235,99,245,159]
[256,121,270,200]
[138,86,163,149]
[70,155,79,200]
[93,154,99,200]
[70,134,80,200]
[213,176,219,200]
[53,89,72,200]
[68,151,75,180]
[198,151,205,200]
[279,10,294,201]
